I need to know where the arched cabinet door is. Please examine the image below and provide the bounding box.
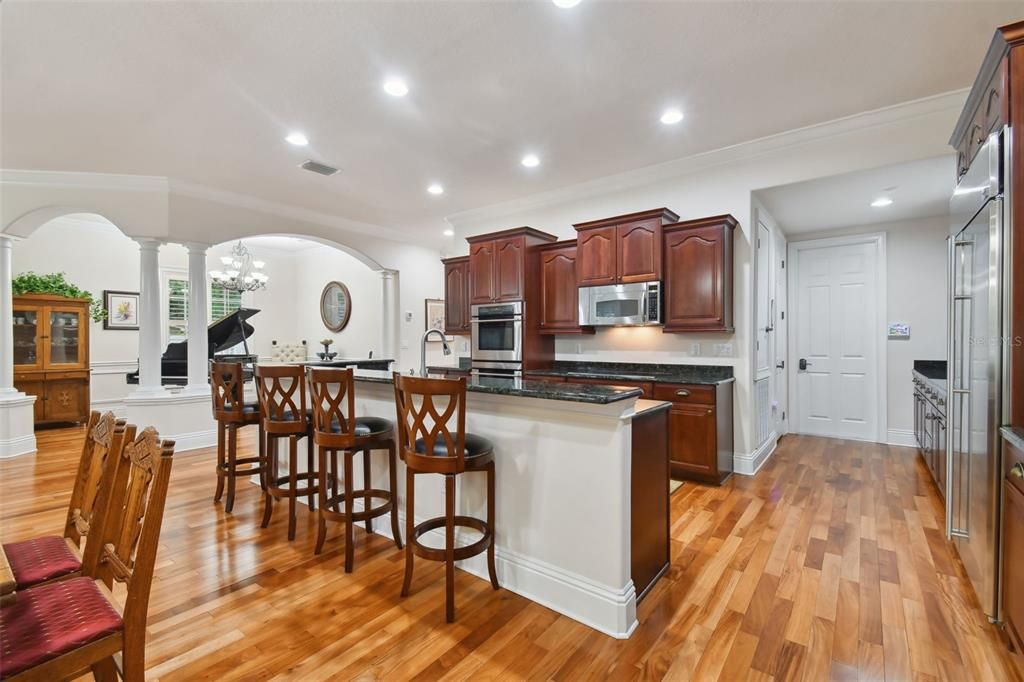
[617,219,662,283]
[494,237,525,301]
[469,241,496,304]
[442,257,470,334]
[662,216,736,332]
[575,226,618,286]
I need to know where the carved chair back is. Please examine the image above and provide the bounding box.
[65,410,124,548]
[84,426,175,634]
[254,364,309,435]
[393,373,467,475]
[210,361,250,422]
[307,367,357,449]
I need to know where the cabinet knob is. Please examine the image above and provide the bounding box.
[1011,463,1024,479]
[676,389,690,397]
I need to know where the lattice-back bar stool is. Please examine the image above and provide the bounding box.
[392,373,499,623]
[210,361,267,515]
[254,364,320,540]
[307,367,403,571]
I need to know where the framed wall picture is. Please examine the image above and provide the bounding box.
[425,298,446,336]
[103,290,140,330]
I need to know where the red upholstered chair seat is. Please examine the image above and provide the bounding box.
[0,576,123,679]
[2,536,81,590]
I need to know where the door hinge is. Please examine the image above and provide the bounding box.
[757,238,761,248]
[781,311,785,320]
[781,259,785,269]
[782,411,786,420]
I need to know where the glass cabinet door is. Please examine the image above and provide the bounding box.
[12,306,42,368]
[46,307,85,368]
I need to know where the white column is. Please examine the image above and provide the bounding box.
[380,269,398,364]
[135,238,166,395]
[0,234,37,458]
[0,236,17,395]
[183,242,210,395]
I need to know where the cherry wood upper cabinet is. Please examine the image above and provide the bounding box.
[494,237,525,302]
[466,227,558,305]
[441,256,470,335]
[662,215,737,333]
[575,226,618,286]
[468,241,496,304]
[573,208,678,286]
[537,241,593,335]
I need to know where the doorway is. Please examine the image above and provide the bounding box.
[788,234,886,441]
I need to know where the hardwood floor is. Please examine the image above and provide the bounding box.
[2,427,1022,681]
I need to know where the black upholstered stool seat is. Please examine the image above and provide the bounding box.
[414,433,494,460]
[324,416,393,437]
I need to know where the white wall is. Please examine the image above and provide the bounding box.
[790,215,948,441]
[443,93,963,456]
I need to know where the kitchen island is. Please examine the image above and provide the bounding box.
[340,370,670,638]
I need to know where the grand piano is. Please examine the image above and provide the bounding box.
[126,308,259,385]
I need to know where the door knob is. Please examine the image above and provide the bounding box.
[799,358,811,370]
[1011,463,1024,479]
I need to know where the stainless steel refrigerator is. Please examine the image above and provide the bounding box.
[947,129,1010,621]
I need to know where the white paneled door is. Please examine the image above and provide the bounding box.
[793,239,881,441]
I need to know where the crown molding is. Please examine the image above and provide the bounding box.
[445,89,968,230]
[0,169,169,192]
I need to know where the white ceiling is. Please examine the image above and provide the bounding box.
[757,155,954,234]
[2,2,1020,238]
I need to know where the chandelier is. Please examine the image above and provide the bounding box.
[209,241,268,292]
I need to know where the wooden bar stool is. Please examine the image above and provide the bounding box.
[255,364,320,541]
[392,373,499,623]
[307,367,403,571]
[210,361,268,515]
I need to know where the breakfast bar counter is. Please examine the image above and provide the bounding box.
[342,370,670,638]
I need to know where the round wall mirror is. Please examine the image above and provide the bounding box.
[320,281,352,332]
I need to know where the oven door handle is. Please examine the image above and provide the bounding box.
[470,318,521,324]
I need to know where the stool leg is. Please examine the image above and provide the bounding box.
[363,448,373,534]
[261,436,275,529]
[258,422,267,491]
[226,424,238,513]
[401,468,415,598]
[306,433,316,511]
[388,441,403,549]
[444,473,456,623]
[214,420,226,503]
[288,435,298,541]
[344,449,355,573]
[486,461,499,590]
[315,445,328,555]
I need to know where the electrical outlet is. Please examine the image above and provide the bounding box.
[690,342,701,355]
[575,342,582,354]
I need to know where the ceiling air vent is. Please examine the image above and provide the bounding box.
[299,159,340,176]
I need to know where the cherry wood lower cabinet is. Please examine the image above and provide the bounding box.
[1003,434,1024,652]
[630,405,670,601]
[655,381,734,484]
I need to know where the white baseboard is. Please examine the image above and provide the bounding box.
[272,487,638,638]
[165,429,217,452]
[886,429,917,448]
[0,434,37,459]
[734,432,778,476]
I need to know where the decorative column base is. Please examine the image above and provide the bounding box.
[0,392,37,458]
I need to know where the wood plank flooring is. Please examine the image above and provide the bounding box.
[2,427,1022,680]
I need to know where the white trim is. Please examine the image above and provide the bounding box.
[0,169,169,192]
[90,397,127,417]
[90,360,138,375]
[787,232,887,443]
[886,429,917,448]
[164,428,217,452]
[124,390,208,407]
[445,90,967,228]
[0,434,37,459]
[734,432,778,476]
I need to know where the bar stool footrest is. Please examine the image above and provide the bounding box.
[410,515,493,562]
[321,489,394,523]
[268,473,320,498]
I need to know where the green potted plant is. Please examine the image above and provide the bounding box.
[12,272,107,322]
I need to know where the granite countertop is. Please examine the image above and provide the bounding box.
[1003,427,1024,453]
[351,369,642,404]
[525,361,735,386]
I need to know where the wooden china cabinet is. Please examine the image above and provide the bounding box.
[12,294,91,425]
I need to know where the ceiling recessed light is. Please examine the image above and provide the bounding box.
[552,0,581,7]
[443,229,455,237]
[285,132,309,146]
[382,77,409,97]
[660,108,684,125]
[427,183,444,195]
[871,197,894,208]
[521,153,540,168]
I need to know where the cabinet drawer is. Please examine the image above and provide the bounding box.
[1005,437,1024,498]
[652,383,714,405]
[1003,479,1024,652]
[43,370,90,380]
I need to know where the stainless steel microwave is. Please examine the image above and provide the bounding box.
[578,281,661,326]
